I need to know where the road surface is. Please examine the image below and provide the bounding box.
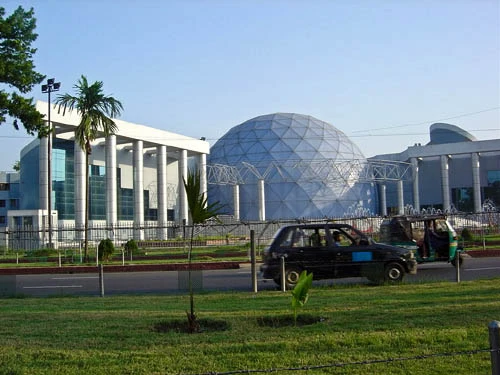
[7,256,500,297]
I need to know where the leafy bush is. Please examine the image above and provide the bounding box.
[124,239,139,256]
[98,239,115,261]
[461,228,473,241]
[31,248,58,257]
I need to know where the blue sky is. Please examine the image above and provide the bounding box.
[2,0,499,171]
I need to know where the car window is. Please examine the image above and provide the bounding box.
[278,229,294,247]
[278,227,328,248]
[332,230,352,247]
[301,227,327,247]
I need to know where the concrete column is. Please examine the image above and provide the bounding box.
[133,140,144,240]
[178,149,188,224]
[199,153,207,201]
[74,143,86,237]
[157,145,168,239]
[233,184,240,221]
[472,152,481,212]
[39,137,48,211]
[440,155,451,213]
[379,183,387,216]
[397,180,404,215]
[258,179,265,221]
[411,157,420,212]
[105,135,117,232]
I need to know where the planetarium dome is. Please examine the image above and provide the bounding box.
[208,113,377,220]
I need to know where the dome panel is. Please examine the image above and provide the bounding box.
[208,113,377,219]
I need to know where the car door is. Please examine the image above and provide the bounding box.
[289,226,332,278]
[332,228,373,278]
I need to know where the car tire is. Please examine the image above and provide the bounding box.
[283,266,302,289]
[384,262,405,284]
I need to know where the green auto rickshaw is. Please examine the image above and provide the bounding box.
[379,215,464,267]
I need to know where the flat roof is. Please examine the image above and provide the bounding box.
[36,100,209,155]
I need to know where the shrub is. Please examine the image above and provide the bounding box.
[124,239,139,256]
[461,228,473,241]
[31,248,58,257]
[98,239,115,261]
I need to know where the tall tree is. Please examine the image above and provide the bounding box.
[0,6,46,134]
[55,75,123,262]
[183,168,223,332]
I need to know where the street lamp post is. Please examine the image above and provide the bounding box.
[41,78,61,248]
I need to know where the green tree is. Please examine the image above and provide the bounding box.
[98,238,115,262]
[183,168,223,332]
[12,160,20,172]
[55,76,123,262]
[0,6,46,134]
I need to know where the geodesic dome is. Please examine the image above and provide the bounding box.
[208,113,377,220]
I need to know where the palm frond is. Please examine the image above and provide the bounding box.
[54,75,123,154]
[183,168,223,225]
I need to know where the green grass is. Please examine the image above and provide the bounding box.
[0,279,499,374]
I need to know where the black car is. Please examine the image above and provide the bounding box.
[260,223,417,288]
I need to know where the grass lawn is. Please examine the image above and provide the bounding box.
[0,279,498,374]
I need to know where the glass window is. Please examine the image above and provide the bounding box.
[451,187,474,212]
[9,199,18,209]
[0,200,5,208]
[0,216,5,224]
[487,170,500,185]
[0,183,9,191]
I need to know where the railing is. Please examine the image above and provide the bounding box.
[0,212,498,254]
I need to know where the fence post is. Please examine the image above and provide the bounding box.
[250,230,257,293]
[99,264,104,297]
[280,256,286,292]
[455,251,460,283]
[490,320,500,375]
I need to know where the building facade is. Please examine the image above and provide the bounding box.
[4,100,209,244]
[370,123,500,214]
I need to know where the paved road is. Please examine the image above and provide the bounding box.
[8,256,500,297]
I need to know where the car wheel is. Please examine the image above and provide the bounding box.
[384,262,405,284]
[284,267,302,289]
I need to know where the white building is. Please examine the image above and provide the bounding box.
[9,100,209,245]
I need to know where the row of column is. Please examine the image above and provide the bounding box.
[40,135,207,240]
[379,153,483,215]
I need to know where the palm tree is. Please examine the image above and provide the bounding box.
[55,75,123,262]
[183,168,223,332]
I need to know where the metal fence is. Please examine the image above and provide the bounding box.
[0,212,498,253]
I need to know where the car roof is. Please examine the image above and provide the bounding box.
[386,215,448,223]
[283,223,353,229]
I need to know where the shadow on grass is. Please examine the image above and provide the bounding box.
[153,318,231,334]
[256,314,326,328]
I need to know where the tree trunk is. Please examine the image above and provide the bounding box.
[187,224,199,333]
